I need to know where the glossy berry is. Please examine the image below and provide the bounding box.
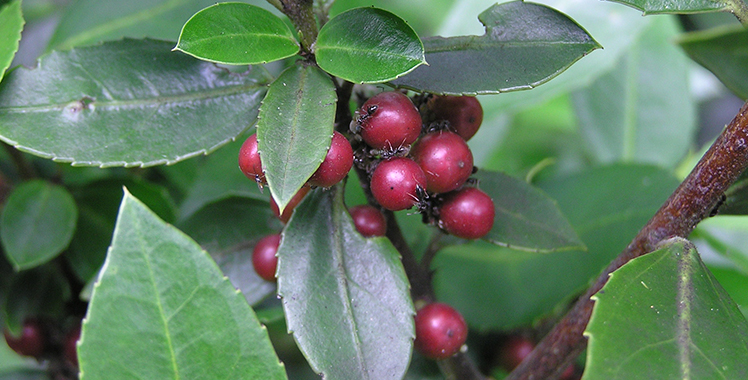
[357,91,422,150]
[64,322,82,368]
[309,131,354,188]
[428,95,483,141]
[252,233,281,282]
[414,303,468,360]
[411,131,474,194]
[270,186,310,223]
[349,205,387,237]
[370,157,426,211]
[3,319,45,359]
[238,133,265,184]
[498,336,535,371]
[439,187,495,239]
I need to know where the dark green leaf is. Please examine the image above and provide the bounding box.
[79,190,286,380]
[605,0,729,14]
[584,238,748,379]
[315,7,425,83]
[707,265,748,319]
[0,370,48,380]
[0,39,272,167]
[390,1,600,95]
[475,170,584,252]
[1,180,77,271]
[572,16,695,168]
[0,0,23,81]
[691,216,748,275]
[2,266,70,335]
[679,25,748,100]
[277,187,414,380]
[175,3,298,65]
[257,63,336,212]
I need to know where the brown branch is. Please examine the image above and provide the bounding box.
[279,0,318,55]
[507,100,748,380]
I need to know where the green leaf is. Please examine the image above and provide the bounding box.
[707,265,748,319]
[174,3,298,65]
[315,7,425,83]
[2,266,71,335]
[572,16,695,168]
[277,187,414,380]
[0,0,23,81]
[604,0,730,14]
[257,63,336,212]
[678,25,748,100]
[1,180,77,271]
[584,238,748,379]
[390,1,600,95]
[0,39,272,167]
[691,216,748,275]
[474,170,584,252]
[79,190,286,380]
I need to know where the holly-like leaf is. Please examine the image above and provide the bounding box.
[79,190,286,380]
[584,237,748,379]
[0,0,23,81]
[256,63,336,213]
[604,0,730,14]
[174,3,298,65]
[390,1,600,95]
[475,170,584,252]
[0,39,272,167]
[277,187,414,380]
[1,180,77,271]
[315,7,425,83]
[679,25,748,100]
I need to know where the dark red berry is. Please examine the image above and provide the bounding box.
[309,131,354,188]
[439,187,495,239]
[3,319,45,359]
[64,322,82,368]
[357,91,422,150]
[414,303,468,360]
[370,157,426,211]
[252,234,281,282]
[270,186,310,223]
[411,131,474,194]
[428,95,483,141]
[349,205,387,237]
[238,133,265,184]
[498,336,535,371]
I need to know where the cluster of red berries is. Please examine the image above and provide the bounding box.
[3,318,81,369]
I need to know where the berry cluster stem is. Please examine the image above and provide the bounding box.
[506,100,748,380]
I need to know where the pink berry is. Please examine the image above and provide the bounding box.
[414,303,468,360]
[238,133,265,184]
[349,205,387,237]
[411,131,474,194]
[357,92,422,150]
[428,95,483,141]
[439,187,495,239]
[252,234,281,282]
[309,131,354,188]
[370,157,426,211]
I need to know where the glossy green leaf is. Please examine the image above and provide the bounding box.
[79,190,286,380]
[0,39,272,167]
[177,196,281,306]
[691,216,748,274]
[2,266,71,335]
[605,0,730,14]
[572,16,695,168]
[584,238,748,379]
[474,170,584,252]
[175,3,298,65]
[390,1,600,95]
[257,64,336,212]
[0,0,23,81]
[1,180,77,271]
[679,25,748,100]
[315,7,425,83]
[277,187,414,380]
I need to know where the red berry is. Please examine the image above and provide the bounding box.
[439,187,495,239]
[357,92,422,150]
[3,319,45,359]
[64,322,82,368]
[411,131,474,194]
[309,131,354,188]
[252,233,281,282]
[498,336,535,371]
[370,157,426,211]
[270,186,310,223]
[238,133,265,184]
[414,303,468,360]
[349,205,387,237]
[428,95,483,141]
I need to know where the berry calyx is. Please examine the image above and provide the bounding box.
[414,303,468,360]
[370,157,426,211]
[428,95,483,141]
[238,133,266,185]
[252,233,281,282]
[411,131,474,194]
[309,131,354,188]
[357,91,422,151]
[64,321,82,368]
[3,319,45,359]
[349,205,387,237]
[439,187,495,239]
[270,186,310,223]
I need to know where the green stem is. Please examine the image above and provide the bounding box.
[728,0,748,24]
[279,0,318,55]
